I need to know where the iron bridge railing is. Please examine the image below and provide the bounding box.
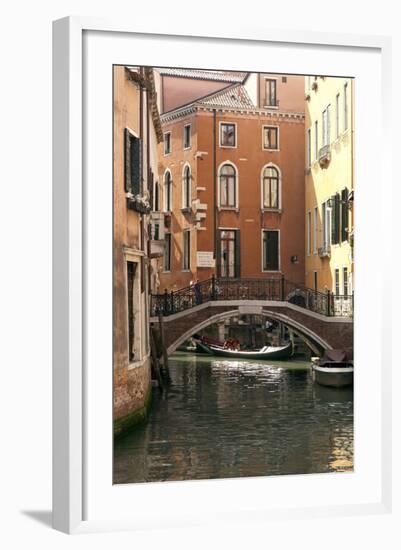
[150,276,353,319]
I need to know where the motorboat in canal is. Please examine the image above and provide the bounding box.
[205,341,293,360]
[311,349,353,387]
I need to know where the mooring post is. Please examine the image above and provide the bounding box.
[280,275,285,301]
[158,312,171,385]
[163,288,168,314]
[211,274,216,300]
[150,327,164,390]
[326,289,331,316]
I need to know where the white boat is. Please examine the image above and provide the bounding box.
[311,350,353,387]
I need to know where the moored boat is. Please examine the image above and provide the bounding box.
[311,349,353,387]
[206,341,293,360]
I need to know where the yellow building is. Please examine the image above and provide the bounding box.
[304,76,354,315]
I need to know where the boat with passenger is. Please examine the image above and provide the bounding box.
[197,340,293,360]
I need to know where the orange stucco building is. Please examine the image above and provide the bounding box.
[154,70,306,292]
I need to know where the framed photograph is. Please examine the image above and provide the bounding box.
[53,17,392,534]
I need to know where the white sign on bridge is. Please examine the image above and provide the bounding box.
[197,251,215,268]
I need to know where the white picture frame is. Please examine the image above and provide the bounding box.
[53,17,393,535]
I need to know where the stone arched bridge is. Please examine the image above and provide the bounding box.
[150,277,353,355]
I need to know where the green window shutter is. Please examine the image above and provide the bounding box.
[341,188,349,241]
[124,128,131,193]
[331,194,340,245]
[130,136,142,195]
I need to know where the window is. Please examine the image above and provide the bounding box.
[313,206,318,253]
[182,165,191,209]
[314,120,318,160]
[183,230,190,270]
[265,79,277,107]
[341,188,349,242]
[336,93,340,138]
[263,230,279,271]
[183,124,191,149]
[331,193,340,245]
[322,201,331,249]
[307,211,311,255]
[164,170,172,211]
[127,261,137,362]
[343,267,349,296]
[164,132,171,155]
[220,123,236,147]
[219,163,237,207]
[263,126,279,150]
[164,233,171,271]
[262,165,279,209]
[219,230,239,278]
[124,129,142,195]
[344,82,348,131]
[322,105,331,146]
[307,128,311,168]
[335,268,340,297]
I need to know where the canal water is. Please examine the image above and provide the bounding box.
[113,353,353,484]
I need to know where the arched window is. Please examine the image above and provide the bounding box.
[164,170,172,211]
[182,165,191,209]
[262,165,279,209]
[219,163,236,207]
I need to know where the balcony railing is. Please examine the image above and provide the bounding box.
[318,144,331,167]
[150,276,353,319]
[318,244,331,258]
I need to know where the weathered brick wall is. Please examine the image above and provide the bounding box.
[114,358,151,421]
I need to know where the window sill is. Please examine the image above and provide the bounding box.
[183,146,191,151]
[127,355,150,371]
[263,147,280,152]
[261,208,282,214]
[219,144,237,149]
[262,269,282,274]
[182,269,191,273]
[219,206,239,212]
[263,105,279,109]
[180,207,192,213]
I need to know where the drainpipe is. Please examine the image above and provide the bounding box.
[146,84,152,295]
[213,109,217,268]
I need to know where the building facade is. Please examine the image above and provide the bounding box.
[155,70,306,292]
[304,76,354,313]
[113,66,163,436]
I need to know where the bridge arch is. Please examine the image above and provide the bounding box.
[166,306,332,356]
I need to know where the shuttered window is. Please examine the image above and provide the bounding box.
[263,230,279,271]
[341,188,349,241]
[331,194,340,245]
[124,129,142,195]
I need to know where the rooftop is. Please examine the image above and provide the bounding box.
[156,68,247,83]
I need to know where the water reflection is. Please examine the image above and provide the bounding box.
[114,353,353,484]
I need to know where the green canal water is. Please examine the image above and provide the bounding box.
[113,353,353,484]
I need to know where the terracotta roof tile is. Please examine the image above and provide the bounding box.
[156,68,246,83]
[197,84,255,109]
